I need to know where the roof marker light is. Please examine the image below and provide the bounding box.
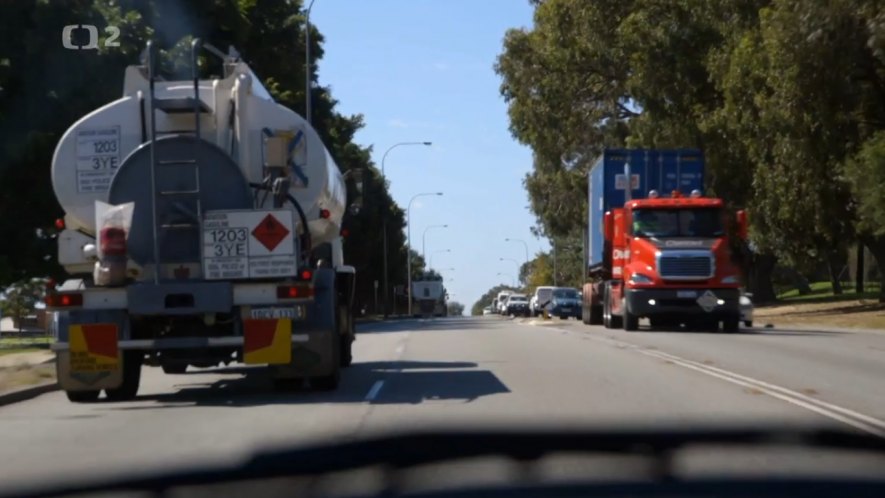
[690,189,702,198]
[648,190,660,199]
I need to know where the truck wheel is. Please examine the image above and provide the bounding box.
[744,320,753,328]
[312,326,341,391]
[602,285,612,328]
[105,352,142,401]
[162,364,187,374]
[589,305,603,325]
[623,306,639,331]
[340,336,353,367]
[723,316,740,333]
[65,390,100,403]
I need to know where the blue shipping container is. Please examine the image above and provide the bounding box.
[586,149,705,270]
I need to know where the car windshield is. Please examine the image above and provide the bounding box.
[631,208,724,238]
[553,289,579,299]
[4,1,884,494]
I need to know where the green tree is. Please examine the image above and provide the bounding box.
[1,278,48,330]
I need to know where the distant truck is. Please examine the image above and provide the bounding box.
[45,41,358,402]
[581,149,748,332]
[411,280,446,318]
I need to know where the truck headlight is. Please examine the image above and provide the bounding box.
[629,273,654,284]
[722,275,739,284]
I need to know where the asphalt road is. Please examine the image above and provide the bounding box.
[1,316,884,495]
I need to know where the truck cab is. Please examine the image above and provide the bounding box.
[581,149,748,332]
[610,190,746,331]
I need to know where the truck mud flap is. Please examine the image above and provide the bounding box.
[272,268,338,378]
[243,318,292,365]
[54,310,130,391]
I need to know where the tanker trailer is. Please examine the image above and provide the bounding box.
[45,40,357,402]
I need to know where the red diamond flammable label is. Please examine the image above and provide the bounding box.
[252,214,290,251]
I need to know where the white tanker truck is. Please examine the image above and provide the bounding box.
[45,40,358,402]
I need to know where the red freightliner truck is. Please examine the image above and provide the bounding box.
[581,149,748,332]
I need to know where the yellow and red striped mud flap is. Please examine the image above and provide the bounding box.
[243,319,293,364]
[69,324,119,373]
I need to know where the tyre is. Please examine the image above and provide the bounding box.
[723,316,740,333]
[602,285,612,329]
[65,390,100,403]
[589,305,603,325]
[340,336,353,367]
[338,304,354,367]
[105,352,142,401]
[605,282,623,329]
[623,298,639,331]
[161,364,187,374]
[559,316,568,320]
[744,320,753,328]
[312,325,341,391]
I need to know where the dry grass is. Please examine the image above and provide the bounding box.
[755,299,885,330]
[0,363,56,392]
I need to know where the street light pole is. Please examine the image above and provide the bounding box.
[430,249,451,269]
[422,224,448,259]
[407,192,443,317]
[380,141,432,318]
[304,0,317,125]
[504,238,530,266]
[499,257,520,284]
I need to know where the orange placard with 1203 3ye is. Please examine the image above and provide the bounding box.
[69,324,119,373]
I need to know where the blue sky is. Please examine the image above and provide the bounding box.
[312,0,543,310]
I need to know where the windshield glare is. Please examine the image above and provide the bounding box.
[631,208,724,238]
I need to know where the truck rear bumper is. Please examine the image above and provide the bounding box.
[625,288,740,319]
[50,334,311,351]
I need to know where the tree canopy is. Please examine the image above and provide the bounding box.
[496,0,885,301]
[0,0,412,310]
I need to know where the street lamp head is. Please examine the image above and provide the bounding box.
[435,192,443,196]
[423,142,432,146]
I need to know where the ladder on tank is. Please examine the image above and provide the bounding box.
[145,39,211,283]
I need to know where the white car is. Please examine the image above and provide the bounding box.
[740,292,754,327]
[482,306,493,315]
[530,286,555,317]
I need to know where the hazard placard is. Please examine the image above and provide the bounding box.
[202,210,298,279]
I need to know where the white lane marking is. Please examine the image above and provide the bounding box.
[395,344,405,355]
[365,380,384,401]
[572,330,885,438]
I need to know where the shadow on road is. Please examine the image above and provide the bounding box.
[104,359,510,410]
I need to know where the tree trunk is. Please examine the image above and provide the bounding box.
[828,252,843,295]
[856,244,865,293]
[859,234,885,303]
[748,252,777,303]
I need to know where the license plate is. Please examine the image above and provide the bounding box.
[250,307,301,319]
[677,291,698,298]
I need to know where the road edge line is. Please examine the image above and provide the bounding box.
[0,381,59,407]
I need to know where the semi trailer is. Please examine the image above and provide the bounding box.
[45,41,357,402]
[581,149,748,332]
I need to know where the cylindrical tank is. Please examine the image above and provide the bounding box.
[50,62,346,247]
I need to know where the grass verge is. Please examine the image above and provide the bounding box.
[0,364,56,392]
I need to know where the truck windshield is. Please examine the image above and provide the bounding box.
[631,208,724,238]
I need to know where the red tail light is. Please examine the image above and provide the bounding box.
[276,284,313,299]
[100,227,127,256]
[340,228,349,238]
[45,292,83,308]
[55,218,66,230]
[320,209,330,219]
[299,269,313,281]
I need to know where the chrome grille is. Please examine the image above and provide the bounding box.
[658,251,714,280]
